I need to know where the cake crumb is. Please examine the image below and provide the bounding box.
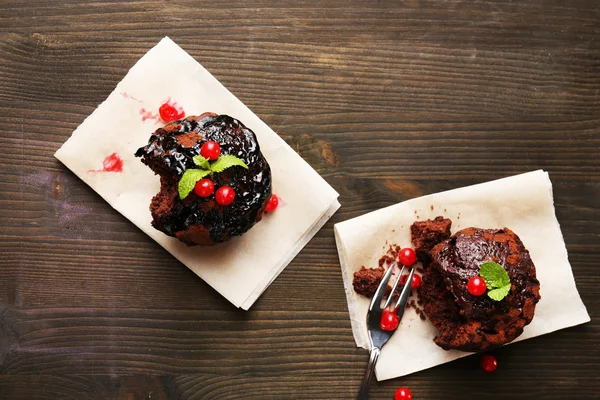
[378,244,401,267]
[430,205,434,211]
[410,216,452,266]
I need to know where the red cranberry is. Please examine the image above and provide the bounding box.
[467,276,487,296]
[159,103,184,122]
[399,248,417,266]
[215,186,235,206]
[411,274,422,290]
[394,387,413,400]
[201,141,221,161]
[481,354,498,372]
[265,194,279,212]
[194,178,214,198]
[399,274,421,290]
[380,306,399,331]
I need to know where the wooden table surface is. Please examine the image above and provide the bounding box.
[1,1,599,399]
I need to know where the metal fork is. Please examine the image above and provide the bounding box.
[357,262,415,400]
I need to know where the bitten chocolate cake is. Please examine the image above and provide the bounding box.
[419,227,541,352]
[135,113,272,246]
[410,216,452,265]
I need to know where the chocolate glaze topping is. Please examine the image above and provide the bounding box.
[135,113,272,245]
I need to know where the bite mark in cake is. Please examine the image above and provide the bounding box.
[410,216,452,266]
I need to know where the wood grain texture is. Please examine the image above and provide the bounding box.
[0,0,599,399]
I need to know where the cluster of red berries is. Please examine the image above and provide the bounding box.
[379,248,421,332]
[193,141,233,205]
[384,246,499,400]
[192,140,279,211]
[386,248,499,400]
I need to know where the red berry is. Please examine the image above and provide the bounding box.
[481,354,498,372]
[215,186,235,206]
[201,141,221,161]
[399,274,421,290]
[194,178,214,197]
[394,387,413,400]
[467,276,487,296]
[399,274,408,285]
[411,274,422,290]
[399,248,417,266]
[159,103,185,122]
[380,306,399,331]
[265,194,279,212]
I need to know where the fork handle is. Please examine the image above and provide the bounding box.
[357,347,380,400]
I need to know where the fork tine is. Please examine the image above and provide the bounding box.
[368,262,395,312]
[392,267,415,319]
[383,265,405,310]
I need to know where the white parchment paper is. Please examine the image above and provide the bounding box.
[55,37,340,310]
[335,170,589,380]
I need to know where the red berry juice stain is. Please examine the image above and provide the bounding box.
[139,108,160,123]
[120,92,142,102]
[88,153,123,173]
[102,153,124,172]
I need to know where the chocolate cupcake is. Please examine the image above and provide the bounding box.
[135,113,272,246]
[419,227,541,352]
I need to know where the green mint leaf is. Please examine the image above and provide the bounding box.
[178,169,211,199]
[210,154,248,173]
[193,155,210,170]
[480,261,510,290]
[487,284,511,301]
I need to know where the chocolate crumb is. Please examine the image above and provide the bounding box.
[430,205,434,211]
[419,313,426,321]
[378,244,401,267]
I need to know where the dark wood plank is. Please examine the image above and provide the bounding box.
[0,0,599,399]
